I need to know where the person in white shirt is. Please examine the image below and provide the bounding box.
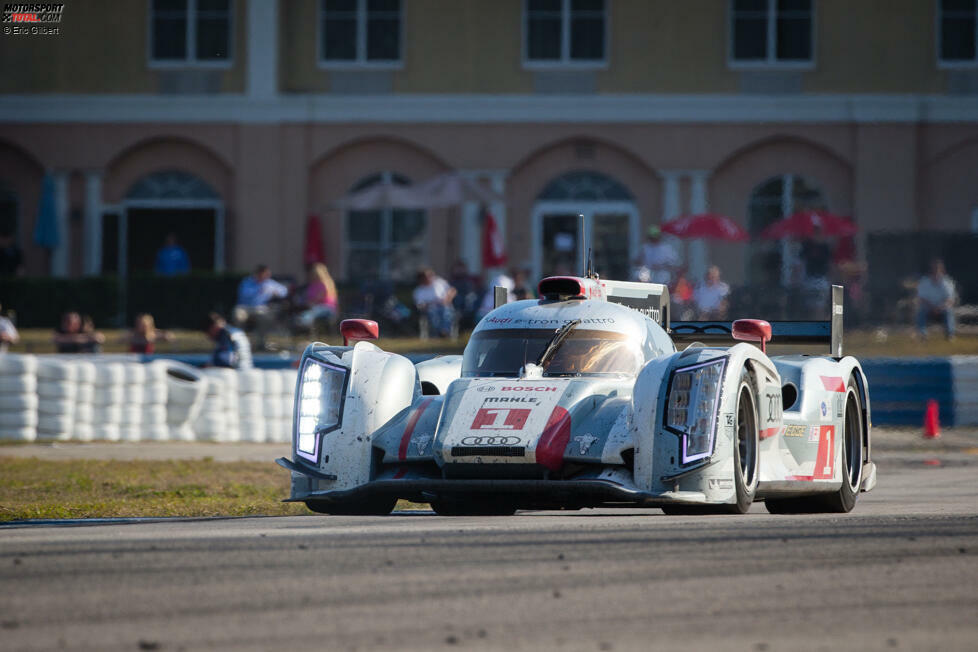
[413,268,457,338]
[0,303,18,353]
[916,259,957,339]
[641,225,680,285]
[694,265,730,321]
[477,270,515,318]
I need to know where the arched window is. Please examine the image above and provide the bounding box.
[345,171,426,281]
[532,170,638,282]
[126,170,219,201]
[747,174,826,285]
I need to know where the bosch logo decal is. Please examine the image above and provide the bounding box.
[500,386,558,392]
[460,435,522,446]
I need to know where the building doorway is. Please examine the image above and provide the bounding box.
[531,171,638,282]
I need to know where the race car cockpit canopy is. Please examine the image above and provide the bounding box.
[466,293,674,378]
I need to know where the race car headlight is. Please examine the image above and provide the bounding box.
[294,357,348,462]
[667,358,726,464]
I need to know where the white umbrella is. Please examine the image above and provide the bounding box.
[330,177,427,210]
[412,172,502,208]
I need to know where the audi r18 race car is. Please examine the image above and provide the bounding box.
[277,275,877,516]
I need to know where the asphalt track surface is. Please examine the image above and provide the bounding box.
[2,453,977,652]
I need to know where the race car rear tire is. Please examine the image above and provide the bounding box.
[304,496,397,516]
[765,377,864,514]
[429,498,518,516]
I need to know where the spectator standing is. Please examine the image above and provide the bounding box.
[512,267,536,301]
[478,270,515,318]
[0,302,19,353]
[154,233,191,276]
[916,259,958,340]
[800,227,832,314]
[413,268,457,338]
[0,232,24,276]
[204,312,253,369]
[127,313,173,354]
[694,265,731,321]
[295,263,339,331]
[53,311,104,354]
[234,264,289,350]
[641,226,680,285]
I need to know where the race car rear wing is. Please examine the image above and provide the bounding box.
[670,285,845,357]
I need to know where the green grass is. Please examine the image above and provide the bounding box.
[0,457,426,521]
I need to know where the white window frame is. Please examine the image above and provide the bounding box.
[147,0,235,69]
[937,0,978,69]
[522,0,610,70]
[317,0,405,70]
[727,0,816,70]
[531,201,638,283]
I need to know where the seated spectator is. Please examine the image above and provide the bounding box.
[916,259,958,340]
[671,270,695,321]
[154,233,191,276]
[0,302,19,353]
[127,313,173,354]
[694,266,730,321]
[233,264,289,350]
[53,311,104,354]
[203,312,253,369]
[295,263,339,332]
[449,259,482,327]
[413,268,456,338]
[513,267,536,301]
[642,226,680,285]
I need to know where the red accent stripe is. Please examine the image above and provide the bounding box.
[393,467,407,479]
[398,398,434,461]
[820,376,845,392]
[759,426,781,440]
[786,475,814,481]
[535,406,571,472]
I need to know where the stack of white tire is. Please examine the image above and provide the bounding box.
[141,362,169,441]
[273,369,298,443]
[0,355,38,442]
[71,360,97,442]
[92,363,125,441]
[36,359,77,441]
[237,369,267,443]
[195,368,240,442]
[119,363,145,442]
[161,361,207,441]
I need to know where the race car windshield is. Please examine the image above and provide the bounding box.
[462,329,644,378]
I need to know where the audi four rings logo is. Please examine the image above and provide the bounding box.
[460,436,521,446]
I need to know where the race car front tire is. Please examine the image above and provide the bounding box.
[304,496,397,516]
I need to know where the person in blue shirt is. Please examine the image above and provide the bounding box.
[233,264,290,350]
[154,233,191,276]
[204,312,253,369]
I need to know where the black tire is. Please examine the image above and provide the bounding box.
[429,498,517,516]
[728,369,760,514]
[304,495,397,516]
[765,376,864,515]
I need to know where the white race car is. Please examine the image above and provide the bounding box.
[277,275,876,515]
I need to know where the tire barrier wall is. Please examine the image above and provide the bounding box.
[3,354,977,439]
[0,355,296,442]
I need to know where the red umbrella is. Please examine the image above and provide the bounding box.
[760,210,857,239]
[661,213,748,241]
[303,214,325,265]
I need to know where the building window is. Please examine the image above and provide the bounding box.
[346,173,426,281]
[524,0,606,67]
[730,0,813,67]
[320,0,402,66]
[939,0,978,66]
[150,0,233,66]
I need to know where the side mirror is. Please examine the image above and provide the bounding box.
[732,319,772,354]
[340,319,379,346]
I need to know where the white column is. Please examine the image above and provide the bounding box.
[688,170,709,281]
[460,200,481,276]
[247,0,278,99]
[51,170,70,278]
[660,170,684,272]
[488,171,507,276]
[82,170,102,276]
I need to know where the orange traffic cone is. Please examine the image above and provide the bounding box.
[924,399,941,440]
